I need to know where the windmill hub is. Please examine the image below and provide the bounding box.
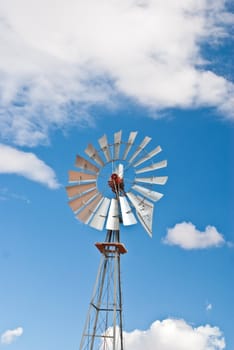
[108,172,124,194]
[110,173,120,182]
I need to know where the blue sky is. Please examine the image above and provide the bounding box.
[0,0,233,349]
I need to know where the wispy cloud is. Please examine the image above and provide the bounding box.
[162,222,225,249]
[105,318,225,350]
[0,144,60,189]
[1,327,23,345]
[0,0,233,146]
[0,187,30,203]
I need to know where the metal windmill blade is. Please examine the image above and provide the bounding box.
[132,145,162,167]
[68,188,99,212]
[85,143,105,166]
[75,155,99,173]
[135,176,168,185]
[113,130,122,160]
[128,136,152,164]
[126,192,154,236]
[131,184,164,202]
[135,160,167,174]
[68,170,97,183]
[89,197,111,230]
[122,131,138,160]
[76,194,103,224]
[98,134,112,162]
[119,196,137,226]
[106,198,120,230]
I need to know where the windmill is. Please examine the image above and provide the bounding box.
[66,131,168,350]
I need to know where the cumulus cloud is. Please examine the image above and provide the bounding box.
[0,0,233,146]
[0,144,60,189]
[1,327,23,344]
[163,222,225,249]
[104,319,225,350]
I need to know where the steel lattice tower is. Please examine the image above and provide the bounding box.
[79,230,126,350]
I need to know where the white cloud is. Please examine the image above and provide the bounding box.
[0,144,60,189]
[163,222,225,249]
[0,0,233,146]
[1,327,23,344]
[105,319,225,350]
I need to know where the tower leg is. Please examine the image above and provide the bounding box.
[79,231,126,350]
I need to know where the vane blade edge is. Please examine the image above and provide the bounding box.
[122,131,138,160]
[106,198,119,230]
[68,189,98,212]
[133,145,162,167]
[68,170,97,183]
[85,143,105,167]
[89,197,111,230]
[132,184,164,202]
[126,191,154,236]
[135,160,167,174]
[66,183,97,198]
[76,155,99,174]
[114,130,122,160]
[135,176,168,185]
[128,136,152,164]
[76,194,103,224]
[98,134,112,162]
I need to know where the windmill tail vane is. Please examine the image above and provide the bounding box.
[66,130,168,350]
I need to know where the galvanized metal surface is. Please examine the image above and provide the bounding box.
[76,155,99,174]
[119,196,137,226]
[76,194,103,224]
[106,199,120,230]
[122,131,138,160]
[135,159,167,174]
[113,130,122,160]
[68,131,167,235]
[89,197,111,231]
[133,145,162,167]
[98,134,111,162]
[68,189,98,212]
[135,175,168,185]
[85,143,105,166]
[66,182,96,198]
[132,184,164,202]
[126,191,154,236]
[128,136,152,164]
[68,170,97,183]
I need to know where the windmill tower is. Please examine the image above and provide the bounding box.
[66,131,168,350]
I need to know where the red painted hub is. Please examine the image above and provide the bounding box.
[108,173,124,193]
